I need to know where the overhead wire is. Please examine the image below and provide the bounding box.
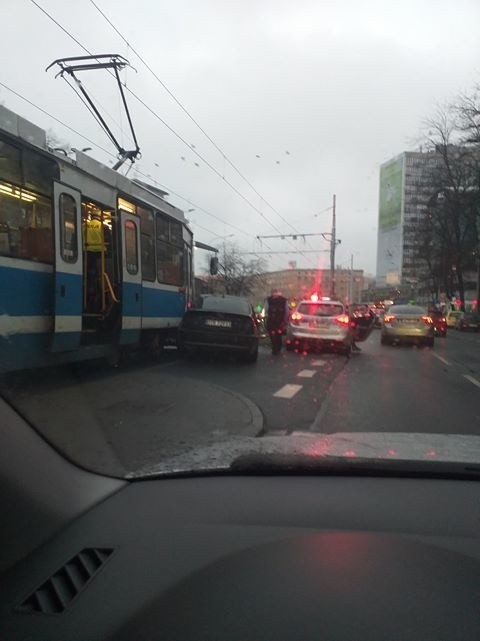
[0,80,258,248]
[87,0,322,247]
[28,0,313,265]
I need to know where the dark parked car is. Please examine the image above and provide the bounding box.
[178,295,260,362]
[455,313,480,332]
[428,309,447,337]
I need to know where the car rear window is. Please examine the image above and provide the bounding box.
[389,305,426,315]
[197,296,251,315]
[298,303,343,316]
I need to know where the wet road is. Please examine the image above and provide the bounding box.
[1,329,479,476]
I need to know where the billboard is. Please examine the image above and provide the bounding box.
[379,156,403,229]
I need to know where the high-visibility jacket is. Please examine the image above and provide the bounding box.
[83,218,104,252]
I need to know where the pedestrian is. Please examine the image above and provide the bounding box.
[83,211,105,311]
[264,289,289,355]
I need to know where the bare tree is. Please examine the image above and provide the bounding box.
[419,101,480,307]
[205,243,267,297]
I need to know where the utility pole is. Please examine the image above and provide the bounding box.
[330,194,336,298]
[349,253,354,303]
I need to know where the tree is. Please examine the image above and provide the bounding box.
[206,243,267,297]
[419,99,480,307]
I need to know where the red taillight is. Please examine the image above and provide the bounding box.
[422,315,433,325]
[335,314,350,325]
[384,314,395,323]
[291,312,303,322]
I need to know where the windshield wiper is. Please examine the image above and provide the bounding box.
[230,453,480,480]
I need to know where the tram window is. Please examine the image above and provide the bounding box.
[138,206,155,281]
[23,150,58,196]
[0,140,21,185]
[59,193,78,263]
[156,240,183,286]
[0,180,53,263]
[138,206,154,236]
[156,215,169,242]
[170,221,182,246]
[124,219,138,275]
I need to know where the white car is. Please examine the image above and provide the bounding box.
[286,296,354,355]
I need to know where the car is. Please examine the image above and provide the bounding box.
[286,297,354,355]
[371,305,385,328]
[445,310,463,328]
[381,304,435,347]
[178,295,260,362]
[428,309,447,337]
[455,312,480,332]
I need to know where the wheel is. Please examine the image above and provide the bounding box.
[381,335,390,345]
[423,337,434,348]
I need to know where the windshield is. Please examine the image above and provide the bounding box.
[389,306,426,315]
[1,1,480,479]
[197,296,251,315]
[297,303,344,316]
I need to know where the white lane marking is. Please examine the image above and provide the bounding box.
[273,384,303,399]
[432,353,450,366]
[297,369,317,378]
[311,359,326,366]
[464,375,480,389]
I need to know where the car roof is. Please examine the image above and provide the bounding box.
[298,299,343,305]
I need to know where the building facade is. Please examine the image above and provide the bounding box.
[250,268,365,306]
[376,151,440,289]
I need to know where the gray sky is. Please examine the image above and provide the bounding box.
[2,0,480,275]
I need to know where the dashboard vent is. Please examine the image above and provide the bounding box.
[17,547,114,614]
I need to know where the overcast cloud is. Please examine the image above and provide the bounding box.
[2,0,480,274]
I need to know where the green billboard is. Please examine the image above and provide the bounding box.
[379,156,403,229]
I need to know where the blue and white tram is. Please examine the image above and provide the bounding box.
[0,105,193,372]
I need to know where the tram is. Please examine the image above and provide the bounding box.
[0,105,194,372]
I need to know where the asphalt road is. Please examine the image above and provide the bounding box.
[1,328,479,476]
[165,328,480,437]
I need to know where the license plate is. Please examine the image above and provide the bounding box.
[205,319,232,328]
[312,319,331,327]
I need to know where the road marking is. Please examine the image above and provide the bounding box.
[432,353,450,366]
[297,369,316,378]
[464,375,480,389]
[273,384,303,399]
[311,359,326,366]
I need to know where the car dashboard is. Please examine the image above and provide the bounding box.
[0,398,479,640]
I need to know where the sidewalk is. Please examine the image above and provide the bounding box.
[5,365,263,478]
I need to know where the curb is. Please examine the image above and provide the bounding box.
[187,378,264,437]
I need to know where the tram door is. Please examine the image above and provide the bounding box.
[119,210,142,344]
[52,182,83,352]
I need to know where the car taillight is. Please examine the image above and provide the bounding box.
[384,314,395,323]
[422,315,433,325]
[291,312,303,323]
[335,314,350,325]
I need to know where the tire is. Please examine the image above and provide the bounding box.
[342,343,352,358]
[423,337,434,348]
[381,335,390,345]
